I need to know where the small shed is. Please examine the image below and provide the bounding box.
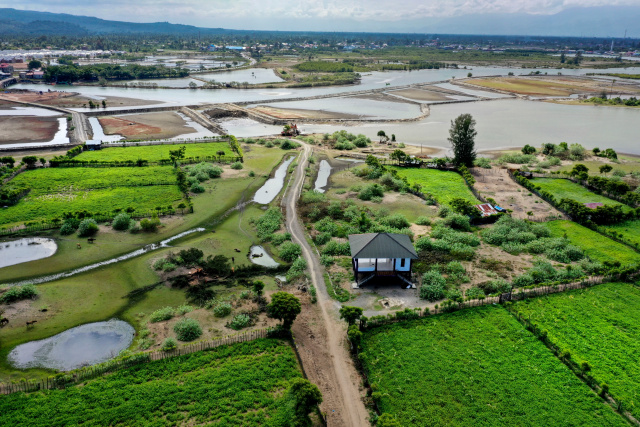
[584,202,604,210]
[475,203,499,217]
[85,140,102,150]
[349,233,418,288]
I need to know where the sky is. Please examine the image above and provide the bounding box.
[4,1,640,35]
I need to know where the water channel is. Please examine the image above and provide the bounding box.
[314,160,332,193]
[253,156,295,204]
[8,319,135,371]
[0,237,57,269]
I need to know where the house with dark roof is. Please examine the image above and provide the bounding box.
[348,233,418,288]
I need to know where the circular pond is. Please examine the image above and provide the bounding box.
[8,319,135,371]
[249,245,280,268]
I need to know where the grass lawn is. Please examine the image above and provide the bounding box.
[512,282,640,419]
[532,178,630,210]
[607,220,640,249]
[0,339,305,426]
[392,167,480,207]
[360,305,625,426]
[74,142,233,162]
[544,220,640,265]
[326,169,436,223]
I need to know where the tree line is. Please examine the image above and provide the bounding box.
[43,63,189,83]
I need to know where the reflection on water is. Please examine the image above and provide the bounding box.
[253,156,295,204]
[8,319,135,371]
[0,107,60,117]
[249,245,280,268]
[0,237,57,268]
[196,68,283,84]
[314,160,332,193]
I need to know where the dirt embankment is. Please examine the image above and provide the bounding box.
[0,116,61,145]
[98,112,197,140]
[253,105,363,120]
[1,89,162,108]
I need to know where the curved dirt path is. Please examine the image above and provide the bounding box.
[283,143,369,426]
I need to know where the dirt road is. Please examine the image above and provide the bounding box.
[283,143,369,426]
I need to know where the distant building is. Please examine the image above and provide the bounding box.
[349,233,418,288]
[0,63,13,73]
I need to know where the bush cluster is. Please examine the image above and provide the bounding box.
[0,284,38,304]
[173,318,202,341]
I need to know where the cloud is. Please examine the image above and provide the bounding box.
[4,0,640,30]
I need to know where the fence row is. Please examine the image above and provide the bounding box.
[0,328,274,395]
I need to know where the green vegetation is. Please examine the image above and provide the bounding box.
[512,283,640,419]
[545,220,640,265]
[0,339,311,426]
[531,178,629,209]
[607,220,640,248]
[0,166,183,226]
[361,306,624,426]
[74,142,232,163]
[43,63,189,83]
[393,168,480,206]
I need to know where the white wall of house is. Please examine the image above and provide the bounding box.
[355,258,412,272]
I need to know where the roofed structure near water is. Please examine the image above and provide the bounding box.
[349,233,417,288]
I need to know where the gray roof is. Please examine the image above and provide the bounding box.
[348,233,418,259]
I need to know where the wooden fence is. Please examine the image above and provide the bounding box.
[0,328,274,395]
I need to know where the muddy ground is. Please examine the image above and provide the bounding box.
[99,112,197,140]
[385,88,454,101]
[253,105,363,120]
[0,116,61,145]
[0,90,162,108]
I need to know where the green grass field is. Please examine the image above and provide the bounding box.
[512,282,640,419]
[392,168,480,206]
[75,142,233,162]
[0,167,182,226]
[545,220,640,265]
[361,306,624,426]
[607,220,640,249]
[0,339,304,426]
[532,178,630,209]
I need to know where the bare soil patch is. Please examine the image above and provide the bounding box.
[471,167,564,221]
[353,92,417,104]
[0,90,162,108]
[466,76,640,97]
[99,112,196,140]
[388,88,453,101]
[0,116,60,144]
[253,105,362,120]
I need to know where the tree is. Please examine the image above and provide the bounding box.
[267,292,301,330]
[390,149,407,163]
[560,52,566,64]
[570,164,589,178]
[522,144,536,155]
[252,280,265,298]
[599,164,613,175]
[101,100,107,108]
[339,306,363,325]
[169,146,186,167]
[391,134,396,142]
[28,59,42,70]
[448,114,477,167]
[216,150,226,160]
[22,156,38,169]
[39,157,46,167]
[286,378,323,424]
[377,130,388,143]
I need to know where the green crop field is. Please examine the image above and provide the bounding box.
[532,178,629,209]
[607,220,640,249]
[0,339,305,426]
[75,142,233,162]
[0,167,183,226]
[512,282,640,419]
[393,168,480,206]
[360,306,624,426]
[545,220,640,265]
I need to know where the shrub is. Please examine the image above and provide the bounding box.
[213,302,232,317]
[228,314,251,330]
[112,213,132,231]
[161,337,177,352]
[0,284,38,303]
[322,240,351,256]
[59,222,76,235]
[416,216,431,226]
[280,140,299,150]
[474,157,492,168]
[478,279,511,295]
[279,241,302,262]
[270,233,291,246]
[358,184,384,201]
[149,307,175,323]
[140,216,161,232]
[380,214,410,229]
[128,222,141,233]
[320,254,334,266]
[443,213,471,232]
[173,318,202,341]
[190,183,205,193]
[176,304,194,316]
[231,162,244,170]
[77,218,99,237]
[465,287,486,300]
[420,271,446,301]
[314,232,332,245]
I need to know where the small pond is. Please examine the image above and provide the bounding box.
[0,238,57,269]
[253,156,295,204]
[314,160,332,193]
[88,117,123,142]
[249,245,280,268]
[8,319,135,371]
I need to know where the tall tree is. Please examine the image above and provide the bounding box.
[448,114,477,167]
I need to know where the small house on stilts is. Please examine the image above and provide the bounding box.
[348,233,418,288]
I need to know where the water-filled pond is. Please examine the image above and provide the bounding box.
[88,117,123,142]
[0,117,70,149]
[0,237,57,268]
[249,245,280,268]
[8,319,135,371]
[196,68,283,84]
[253,156,295,204]
[314,160,332,193]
